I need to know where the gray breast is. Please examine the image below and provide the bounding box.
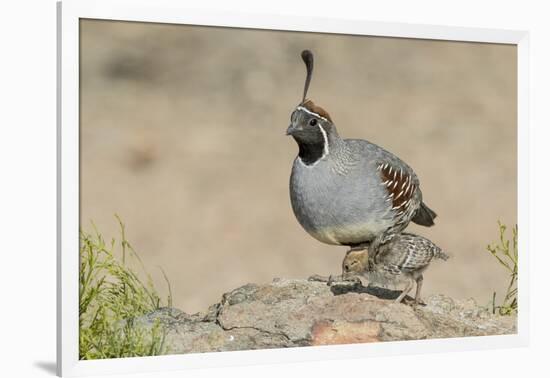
[289,150,394,245]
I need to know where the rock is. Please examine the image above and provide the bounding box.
[134,278,516,354]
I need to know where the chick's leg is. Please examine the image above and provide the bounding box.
[414,274,424,306]
[395,276,415,303]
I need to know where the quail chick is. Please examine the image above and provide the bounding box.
[288,50,437,254]
[342,233,449,305]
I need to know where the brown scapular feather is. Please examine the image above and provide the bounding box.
[379,164,416,211]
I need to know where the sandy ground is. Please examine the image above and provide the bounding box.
[80,19,517,314]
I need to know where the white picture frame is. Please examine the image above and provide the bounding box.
[57,0,530,376]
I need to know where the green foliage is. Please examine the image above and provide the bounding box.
[486,222,518,316]
[79,216,172,359]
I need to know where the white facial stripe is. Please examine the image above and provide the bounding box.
[296,106,329,122]
[317,124,329,158]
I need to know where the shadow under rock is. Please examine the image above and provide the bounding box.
[314,276,424,305]
[329,281,405,299]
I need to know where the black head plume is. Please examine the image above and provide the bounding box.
[301,50,314,103]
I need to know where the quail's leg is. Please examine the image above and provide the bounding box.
[327,274,362,286]
[308,274,331,282]
[394,277,415,304]
[413,274,424,307]
[347,243,370,254]
[308,273,362,285]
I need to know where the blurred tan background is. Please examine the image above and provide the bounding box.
[80,19,517,314]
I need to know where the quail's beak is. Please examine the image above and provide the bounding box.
[286,123,301,136]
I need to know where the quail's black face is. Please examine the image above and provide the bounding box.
[286,100,335,165]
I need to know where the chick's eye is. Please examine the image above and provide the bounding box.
[309,118,317,126]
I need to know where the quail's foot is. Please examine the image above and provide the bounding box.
[346,244,370,254]
[307,274,361,286]
[327,274,362,287]
[308,274,332,283]
[413,297,427,307]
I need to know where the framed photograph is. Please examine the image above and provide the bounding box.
[58,0,529,376]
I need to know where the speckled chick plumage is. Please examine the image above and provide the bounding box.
[287,50,437,249]
[343,232,449,304]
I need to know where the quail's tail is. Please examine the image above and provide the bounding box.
[412,202,437,227]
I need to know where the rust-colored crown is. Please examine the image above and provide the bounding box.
[301,99,333,123]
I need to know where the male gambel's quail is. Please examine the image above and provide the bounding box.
[287,50,437,250]
[342,233,449,305]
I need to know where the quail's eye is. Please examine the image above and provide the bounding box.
[309,118,318,126]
